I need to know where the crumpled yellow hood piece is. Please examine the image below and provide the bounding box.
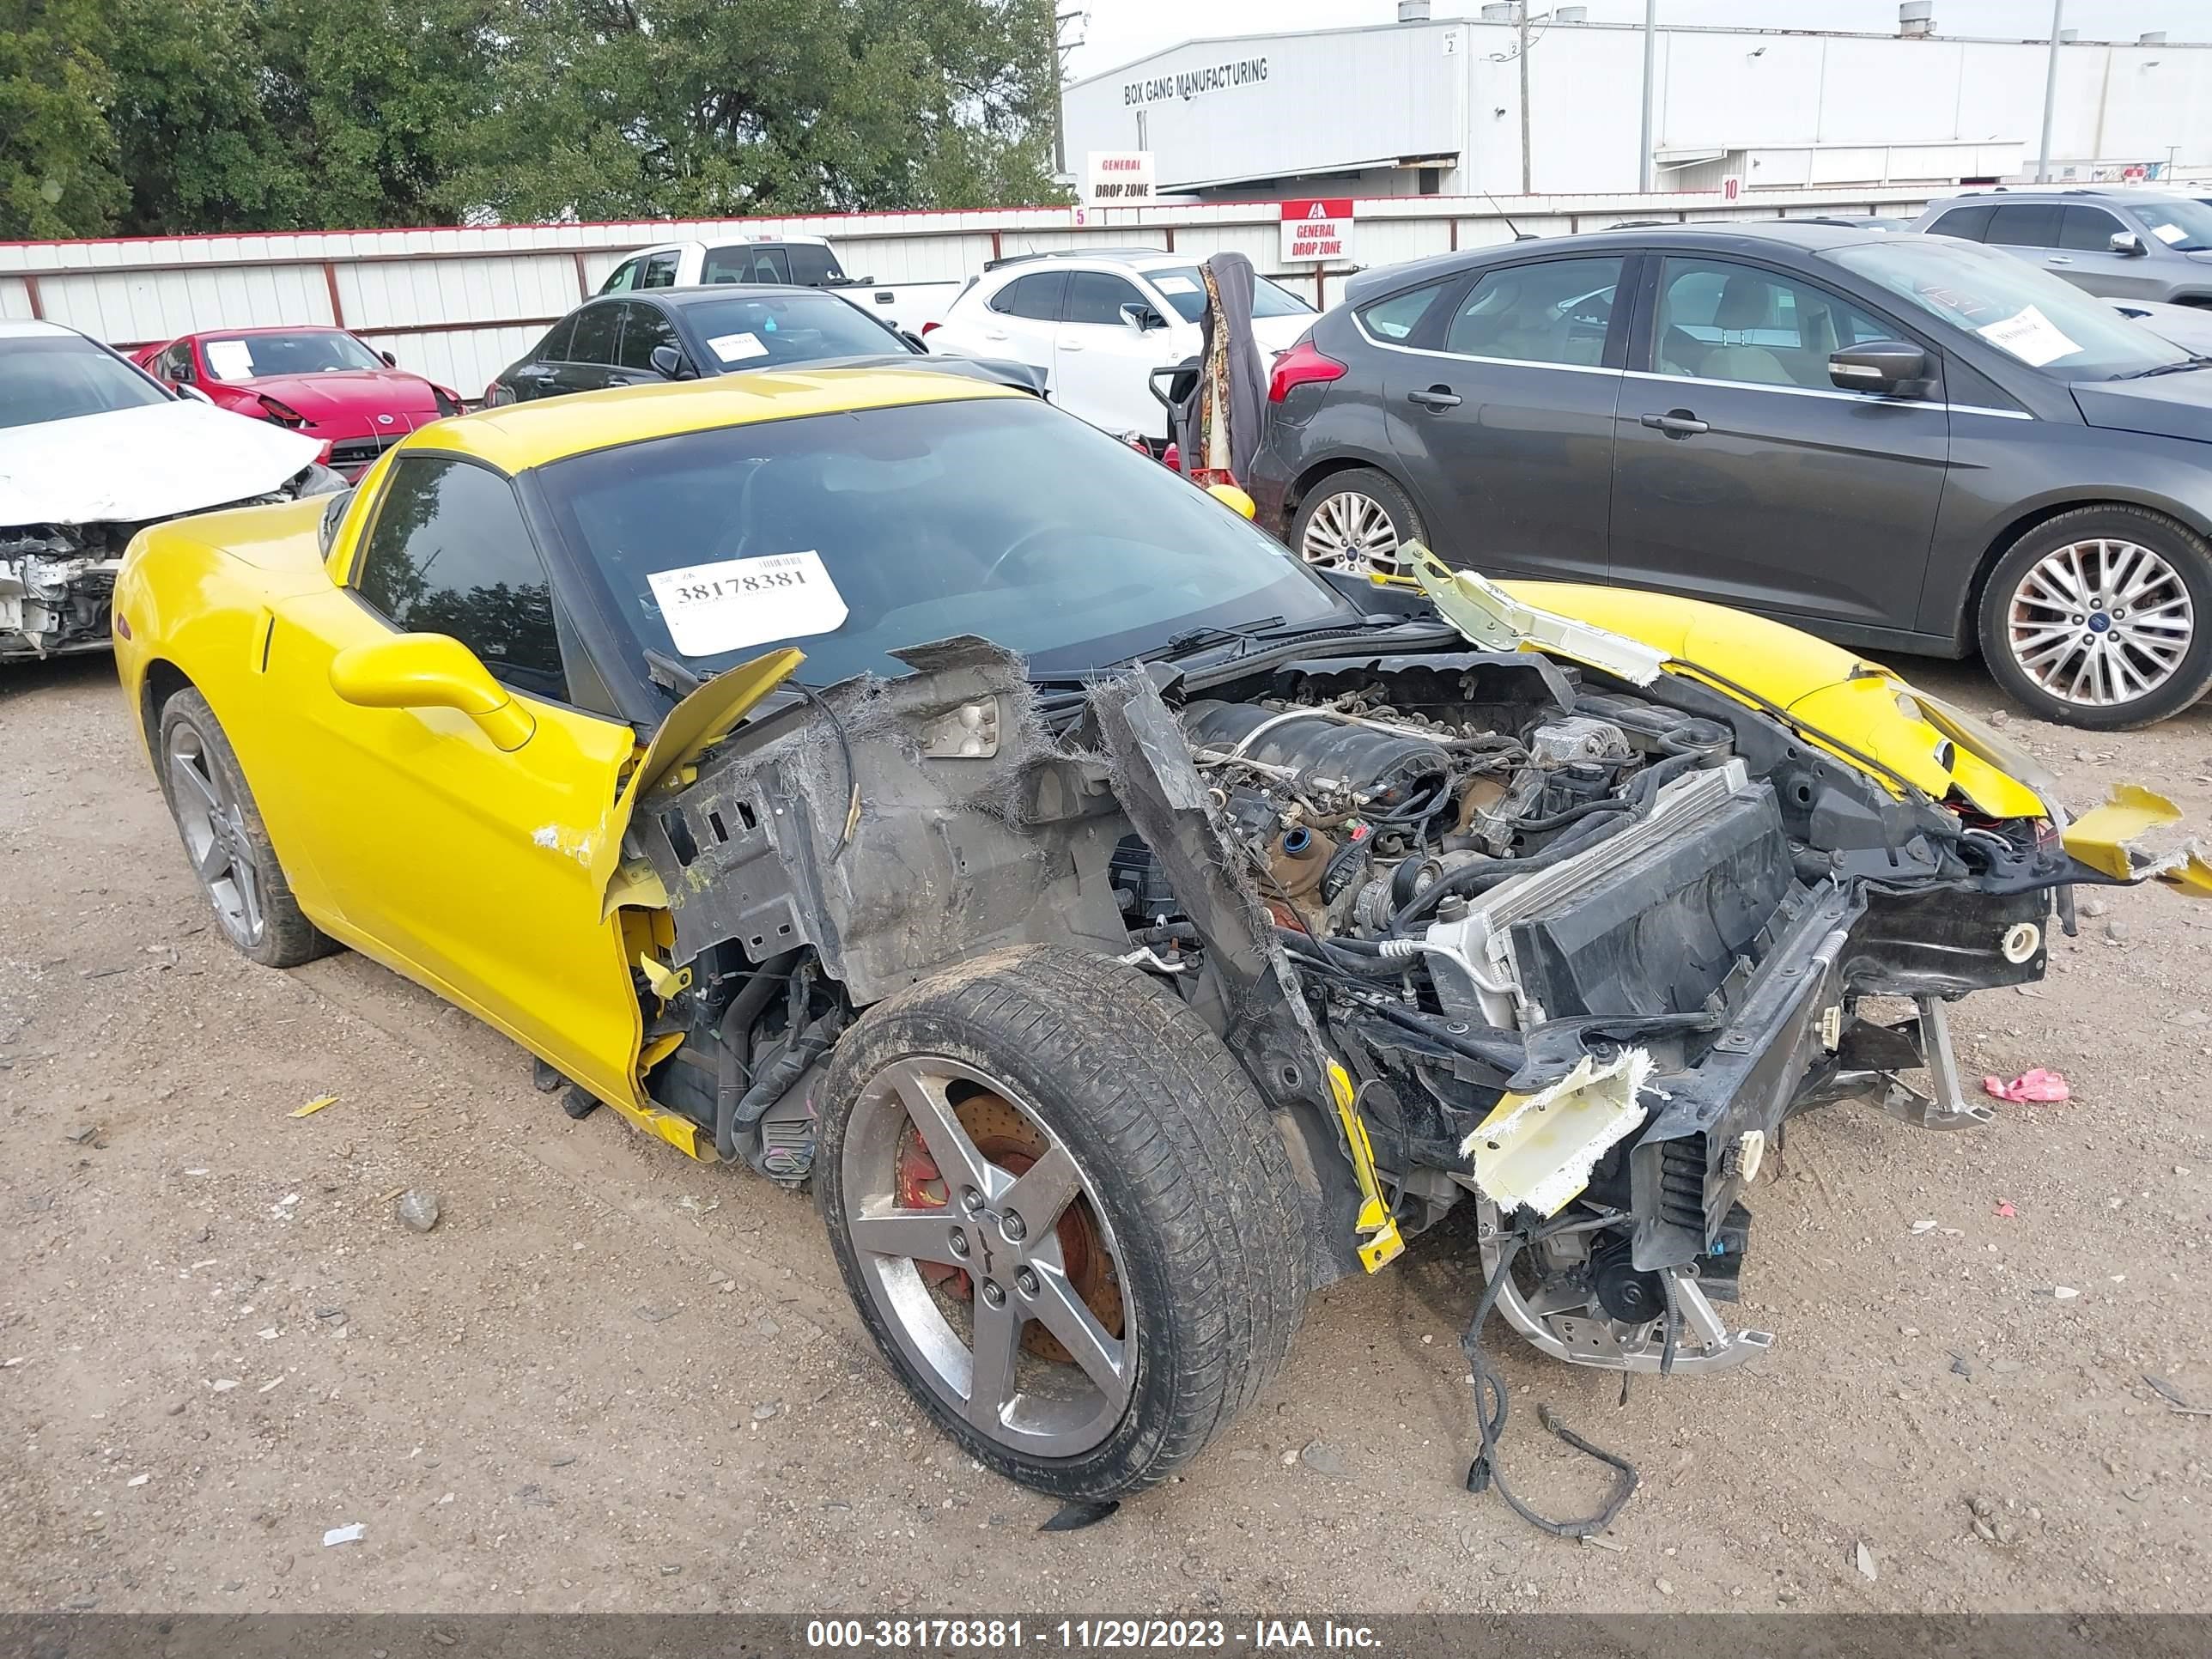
[2063,784,2212,895]
[1479,577,2050,822]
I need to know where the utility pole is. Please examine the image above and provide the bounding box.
[1518,3,1533,195]
[1638,0,1656,194]
[2036,0,2063,181]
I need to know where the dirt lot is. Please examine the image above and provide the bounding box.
[3,651,2209,1617]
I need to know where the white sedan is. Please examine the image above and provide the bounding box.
[925,252,1316,445]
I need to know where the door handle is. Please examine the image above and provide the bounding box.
[2046,255,2072,264]
[1406,386,1462,410]
[982,330,1009,342]
[1061,338,1084,351]
[1640,410,1709,438]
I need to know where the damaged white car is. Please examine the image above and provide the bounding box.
[1,320,340,662]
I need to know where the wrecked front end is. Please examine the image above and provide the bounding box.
[608,568,2202,1401]
[4,480,343,664]
[2,526,128,660]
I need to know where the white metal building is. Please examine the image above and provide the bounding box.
[1062,4,2212,201]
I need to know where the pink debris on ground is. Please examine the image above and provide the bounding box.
[1996,1200,2017,1218]
[1982,1068,2071,1103]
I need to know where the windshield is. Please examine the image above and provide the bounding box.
[2134,198,2212,252]
[537,395,1346,687]
[201,331,386,381]
[1147,266,1316,324]
[1824,237,2188,380]
[679,293,908,370]
[0,337,171,430]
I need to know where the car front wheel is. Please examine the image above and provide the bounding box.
[1289,466,1425,580]
[815,946,1308,1501]
[155,689,337,968]
[1978,506,2212,729]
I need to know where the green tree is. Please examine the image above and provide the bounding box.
[105,0,301,234]
[0,0,127,239]
[259,0,504,228]
[459,0,1060,223]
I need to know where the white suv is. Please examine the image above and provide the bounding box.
[925,251,1316,443]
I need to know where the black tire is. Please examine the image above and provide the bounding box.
[155,688,337,969]
[1288,465,1426,578]
[1977,505,2212,730]
[815,945,1309,1500]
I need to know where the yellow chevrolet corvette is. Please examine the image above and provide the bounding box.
[112,369,2204,1509]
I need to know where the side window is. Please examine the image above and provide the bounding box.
[701,246,750,284]
[787,244,840,283]
[640,251,680,289]
[1064,270,1147,325]
[1986,204,2063,247]
[2059,206,2126,251]
[1443,256,1623,367]
[353,458,567,702]
[617,302,679,371]
[1925,204,1994,241]
[567,304,622,365]
[988,271,1066,320]
[601,258,641,294]
[533,315,577,363]
[1357,280,1450,343]
[1653,258,1899,390]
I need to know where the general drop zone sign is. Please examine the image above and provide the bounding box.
[1280,200,1355,263]
[1085,151,1157,206]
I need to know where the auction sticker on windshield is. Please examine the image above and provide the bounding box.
[646,550,848,656]
[205,340,256,379]
[708,332,769,363]
[1977,304,2081,368]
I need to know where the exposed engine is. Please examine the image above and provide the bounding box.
[1087,650,2056,1387]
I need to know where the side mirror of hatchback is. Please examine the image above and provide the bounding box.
[1829,340,1929,395]
[329,632,536,751]
[380,349,399,367]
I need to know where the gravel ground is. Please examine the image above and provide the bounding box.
[3,651,2209,1616]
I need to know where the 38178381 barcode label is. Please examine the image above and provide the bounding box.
[645,549,849,657]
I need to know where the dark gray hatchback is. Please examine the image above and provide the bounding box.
[1248,222,2212,728]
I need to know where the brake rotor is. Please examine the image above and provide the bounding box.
[893,1089,1125,1364]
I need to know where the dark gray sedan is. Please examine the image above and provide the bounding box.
[484,285,1043,407]
[1249,223,2212,729]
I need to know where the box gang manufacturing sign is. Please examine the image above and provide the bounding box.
[1280,199,1355,263]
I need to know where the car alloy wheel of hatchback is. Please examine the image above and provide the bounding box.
[839,1055,1134,1457]
[1297,489,1403,578]
[2005,538,2196,709]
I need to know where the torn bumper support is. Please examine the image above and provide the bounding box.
[1,539,119,659]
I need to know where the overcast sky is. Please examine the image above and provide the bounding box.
[1067,2,2212,81]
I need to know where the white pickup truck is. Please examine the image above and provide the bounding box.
[599,235,961,336]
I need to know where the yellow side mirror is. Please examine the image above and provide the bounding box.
[330,632,536,752]
[1206,483,1257,520]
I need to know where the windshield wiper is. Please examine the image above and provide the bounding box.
[1158,614,1287,658]
[2117,355,2212,380]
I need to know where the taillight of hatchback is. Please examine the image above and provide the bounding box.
[1267,341,1346,404]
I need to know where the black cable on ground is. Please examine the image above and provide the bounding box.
[1461,1225,1641,1539]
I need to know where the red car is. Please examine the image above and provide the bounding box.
[131,327,465,480]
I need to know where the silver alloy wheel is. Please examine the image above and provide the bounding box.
[841,1055,1134,1457]
[167,720,264,948]
[2007,538,2195,708]
[1299,489,1403,577]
